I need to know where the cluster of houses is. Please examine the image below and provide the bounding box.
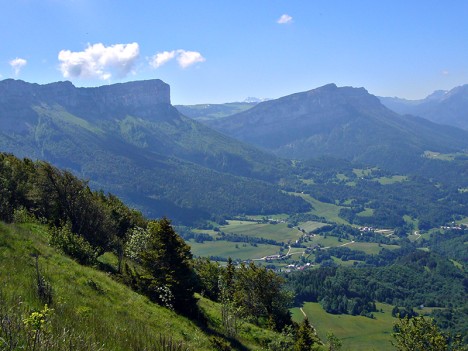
[440,225,463,230]
[282,262,313,272]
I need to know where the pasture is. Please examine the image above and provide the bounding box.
[188,240,280,261]
[344,242,400,255]
[297,220,328,232]
[220,220,302,242]
[291,302,396,351]
[291,192,350,225]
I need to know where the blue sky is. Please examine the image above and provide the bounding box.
[2,1,468,104]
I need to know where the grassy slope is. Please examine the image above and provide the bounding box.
[0,221,279,350]
[291,302,396,351]
[290,193,350,225]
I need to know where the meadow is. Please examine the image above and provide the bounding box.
[188,240,280,261]
[0,221,287,350]
[291,302,397,351]
[0,222,215,350]
[220,220,302,242]
[291,193,350,225]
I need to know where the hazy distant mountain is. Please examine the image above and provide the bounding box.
[243,97,271,103]
[175,102,255,121]
[208,83,468,173]
[0,79,309,223]
[379,85,468,130]
[175,98,270,122]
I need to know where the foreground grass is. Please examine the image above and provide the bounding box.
[0,221,283,350]
[291,302,396,351]
[0,222,215,350]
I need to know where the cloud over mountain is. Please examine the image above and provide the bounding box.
[9,58,27,76]
[58,42,140,80]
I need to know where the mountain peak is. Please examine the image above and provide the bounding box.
[316,83,338,90]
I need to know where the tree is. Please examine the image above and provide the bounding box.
[233,262,292,330]
[139,218,197,315]
[392,316,466,351]
[326,332,342,351]
[219,257,242,337]
[294,318,321,351]
[193,257,221,301]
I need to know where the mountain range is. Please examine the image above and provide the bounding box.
[1,78,468,223]
[207,83,468,173]
[0,79,308,223]
[379,84,468,130]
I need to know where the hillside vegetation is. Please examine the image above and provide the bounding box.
[0,153,333,350]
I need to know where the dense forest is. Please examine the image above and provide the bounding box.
[288,157,468,230]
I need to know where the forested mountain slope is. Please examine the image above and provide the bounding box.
[208,84,468,173]
[0,79,309,223]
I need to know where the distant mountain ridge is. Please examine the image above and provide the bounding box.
[175,102,256,121]
[379,84,468,130]
[0,79,309,223]
[207,83,468,173]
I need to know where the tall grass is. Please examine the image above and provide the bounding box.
[0,222,210,350]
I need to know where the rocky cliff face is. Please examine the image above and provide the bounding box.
[0,79,171,115]
[0,78,173,135]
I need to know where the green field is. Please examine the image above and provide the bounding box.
[343,242,400,255]
[220,220,302,242]
[308,235,351,248]
[291,193,350,225]
[188,239,280,260]
[423,150,457,161]
[353,168,377,177]
[357,208,374,217]
[291,302,397,351]
[376,175,408,185]
[298,221,328,232]
[192,229,219,237]
[246,213,290,221]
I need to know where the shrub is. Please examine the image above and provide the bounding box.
[49,223,97,265]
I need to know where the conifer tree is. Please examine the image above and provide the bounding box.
[140,218,197,315]
[294,318,321,351]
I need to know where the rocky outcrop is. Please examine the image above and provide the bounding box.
[0,79,171,118]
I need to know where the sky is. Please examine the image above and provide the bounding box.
[2,0,468,104]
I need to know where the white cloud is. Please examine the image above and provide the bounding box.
[9,58,27,76]
[176,50,206,68]
[441,70,449,76]
[150,50,177,68]
[58,42,140,80]
[150,49,205,69]
[277,14,293,24]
